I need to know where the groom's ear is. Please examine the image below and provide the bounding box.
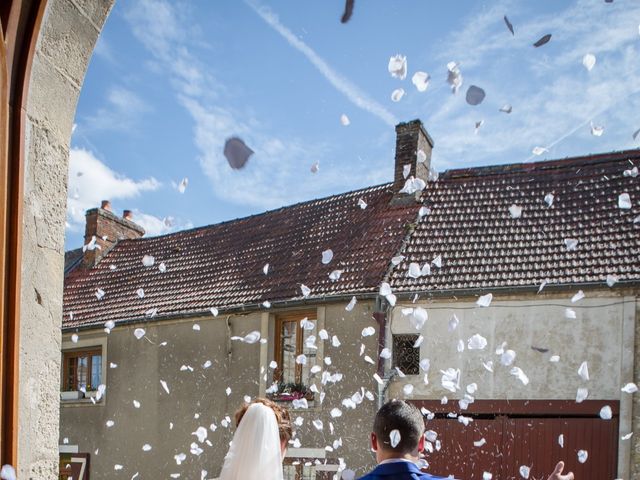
[417,433,425,452]
[370,432,378,452]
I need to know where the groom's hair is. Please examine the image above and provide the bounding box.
[235,397,292,443]
[373,400,424,454]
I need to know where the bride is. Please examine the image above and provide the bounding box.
[219,398,292,480]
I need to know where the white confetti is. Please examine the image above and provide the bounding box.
[388,54,407,80]
[321,249,334,264]
[312,419,323,430]
[499,104,512,114]
[519,465,530,479]
[318,329,329,340]
[578,361,589,381]
[621,382,638,394]
[448,314,459,332]
[565,308,577,319]
[263,263,269,275]
[193,323,200,331]
[203,360,212,369]
[419,358,430,372]
[447,62,463,94]
[160,380,170,394]
[362,326,376,337]
[389,429,401,448]
[231,331,261,344]
[457,339,465,353]
[440,368,461,393]
[510,367,529,385]
[300,284,311,297]
[340,114,350,126]
[432,255,442,268]
[501,350,516,366]
[391,88,405,102]
[564,238,579,251]
[412,71,430,92]
[357,198,367,209]
[106,420,115,427]
[577,450,588,464]
[474,438,486,447]
[618,193,632,209]
[413,335,424,348]
[262,301,271,308]
[571,290,585,303]
[177,178,188,193]
[509,204,522,219]
[95,288,105,300]
[403,384,414,396]
[345,296,357,311]
[142,444,152,452]
[373,373,384,385]
[468,334,488,350]
[133,400,141,408]
[622,432,633,440]
[296,354,307,365]
[600,405,612,420]
[398,176,426,195]
[330,408,342,418]
[225,387,231,396]
[110,362,118,368]
[332,335,341,347]
[582,53,596,71]
[532,146,548,156]
[310,161,319,174]
[193,426,207,443]
[544,193,554,207]
[476,293,493,307]
[71,333,79,343]
[134,328,145,340]
[606,274,619,287]
[483,361,494,372]
[558,434,564,448]
[158,262,166,273]
[329,270,344,281]
[417,150,427,164]
[576,387,589,403]
[210,307,219,317]
[136,288,145,298]
[624,166,638,177]
[549,355,560,363]
[590,122,604,137]
[142,255,155,267]
[0,465,16,480]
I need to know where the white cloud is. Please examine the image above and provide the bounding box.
[124,0,372,211]
[245,1,398,127]
[67,147,162,231]
[84,86,150,132]
[133,211,193,238]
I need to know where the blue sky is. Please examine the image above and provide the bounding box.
[66,0,640,248]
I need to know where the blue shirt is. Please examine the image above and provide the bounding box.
[358,460,448,480]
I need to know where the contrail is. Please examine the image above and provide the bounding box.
[246,1,398,127]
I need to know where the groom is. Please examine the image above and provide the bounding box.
[358,399,446,479]
[359,400,575,480]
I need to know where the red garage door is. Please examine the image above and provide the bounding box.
[412,400,619,480]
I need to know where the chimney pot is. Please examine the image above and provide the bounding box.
[101,200,112,211]
[123,210,133,221]
[393,119,434,194]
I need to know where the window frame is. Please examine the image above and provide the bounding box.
[274,310,317,386]
[62,347,102,392]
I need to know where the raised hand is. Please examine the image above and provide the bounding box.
[547,461,574,480]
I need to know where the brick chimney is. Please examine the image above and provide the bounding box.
[393,119,434,195]
[83,202,145,268]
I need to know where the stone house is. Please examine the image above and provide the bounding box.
[60,120,640,479]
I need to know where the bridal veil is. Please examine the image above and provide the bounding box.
[219,402,285,480]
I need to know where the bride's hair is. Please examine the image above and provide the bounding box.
[234,397,293,444]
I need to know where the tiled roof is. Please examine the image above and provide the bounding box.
[64,248,83,275]
[389,150,640,293]
[63,149,640,330]
[63,184,419,329]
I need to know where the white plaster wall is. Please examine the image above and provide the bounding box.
[18,0,114,478]
[387,291,637,479]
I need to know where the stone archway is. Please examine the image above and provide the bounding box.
[1,0,115,477]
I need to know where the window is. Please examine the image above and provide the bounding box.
[392,334,420,375]
[273,311,317,400]
[63,348,102,392]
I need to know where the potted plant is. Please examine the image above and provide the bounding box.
[268,382,314,402]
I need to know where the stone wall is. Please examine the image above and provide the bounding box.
[18,0,114,478]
